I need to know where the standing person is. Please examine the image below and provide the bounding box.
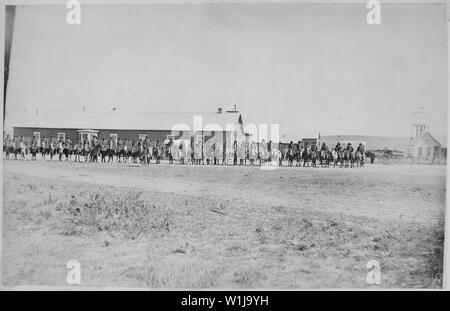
[40,137,47,159]
[49,136,56,160]
[91,136,100,162]
[320,142,329,166]
[303,143,310,167]
[75,139,83,162]
[259,139,268,166]
[148,140,154,165]
[3,134,6,155]
[286,141,294,166]
[233,141,238,165]
[237,141,246,166]
[294,140,302,167]
[64,138,72,161]
[12,136,20,160]
[310,141,318,167]
[123,138,129,163]
[130,139,138,163]
[154,140,161,164]
[43,137,49,160]
[270,141,279,166]
[83,137,90,162]
[57,137,64,161]
[117,138,124,163]
[3,134,8,157]
[248,141,256,166]
[167,138,173,164]
[194,137,203,165]
[19,136,27,160]
[30,135,38,161]
[108,136,115,163]
[179,140,185,165]
[4,134,12,159]
[100,138,108,162]
[190,138,195,165]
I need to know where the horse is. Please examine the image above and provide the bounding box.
[140,143,151,165]
[310,150,318,167]
[131,144,141,164]
[295,147,303,167]
[73,143,83,162]
[83,143,90,162]
[302,148,311,167]
[320,150,328,167]
[342,149,354,168]
[287,147,295,167]
[100,143,108,162]
[90,144,101,162]
[30,143,38,161]
[122,143,130,163]
[319,150,332,167]
[63,143,74,161]
[107,145,115,163]
[5,145,13,160]
[331,150,339,167]
[354,150,364,168]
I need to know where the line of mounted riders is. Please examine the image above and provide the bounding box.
[3,134,366,168]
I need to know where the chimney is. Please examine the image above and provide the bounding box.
[217,108,223,114]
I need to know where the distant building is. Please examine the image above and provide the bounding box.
[301,138,317,146]
[320,135,411,152]
[407,132,447,163]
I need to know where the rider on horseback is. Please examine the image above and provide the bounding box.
[356,143,365,166]
[356,143,364,155]
[346,143,354,153]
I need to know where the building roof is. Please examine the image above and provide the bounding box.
[429,131,448,148]
[320,135,411,152]
[412,131,447,148]
[13,111,243,132]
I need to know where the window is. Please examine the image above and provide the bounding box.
[426,147,431,157]
[33,132,41,142]
[110,134,118,145]
[57,132,65,140]
[418,147,423,158]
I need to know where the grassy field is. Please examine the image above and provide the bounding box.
[2,159,446,288]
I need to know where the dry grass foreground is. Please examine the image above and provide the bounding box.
[2,160,446,288]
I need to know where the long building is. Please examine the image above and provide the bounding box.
[13,108,245,148]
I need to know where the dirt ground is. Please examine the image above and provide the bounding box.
[2,159,446,288]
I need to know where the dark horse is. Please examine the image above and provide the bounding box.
[131,144,141,164]
[310,150,318,167]
[90,144,101,162]
[302,148,310,167]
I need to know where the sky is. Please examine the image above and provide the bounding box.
[4,2,448,139]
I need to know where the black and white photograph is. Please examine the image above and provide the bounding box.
[1,0,448,291]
